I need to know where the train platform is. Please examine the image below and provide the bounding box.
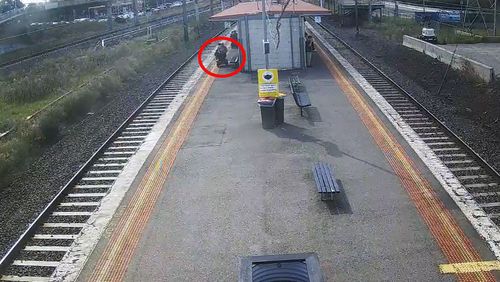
[76,48,498,281]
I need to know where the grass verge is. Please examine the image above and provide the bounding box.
[368,17,489,44]
[0,19,206,189]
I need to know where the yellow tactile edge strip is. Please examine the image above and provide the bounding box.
[88,66,216,282]
[316,35,496,281]
[441,261,500,274]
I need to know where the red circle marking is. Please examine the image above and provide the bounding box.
[197,36,246,78]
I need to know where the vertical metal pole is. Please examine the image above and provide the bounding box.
[368,0,372,23]
[245,16,252,71]
[132,0,138,25]
[210,0,214,15]
[195,0,200,35]
[289,17,294,68]
[262,0,269,68]
[183,0,189,42]
[107,0,113,30]
[494,0,497,36]
[355,0,359,34]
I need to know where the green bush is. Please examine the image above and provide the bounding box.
[36,109,63,144]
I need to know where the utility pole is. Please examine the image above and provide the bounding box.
[262,0,269,68]
[106,0,113,30]
[355,0,359,34]
[132,0,138,25]
[494,0,497,36]
[194,0,200,36]
[182,0,189,42]
[210,0,213,15]
[368,0,372,23]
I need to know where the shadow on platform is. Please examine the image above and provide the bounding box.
[269,122,398,178]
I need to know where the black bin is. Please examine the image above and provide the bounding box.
[260,104,276,129]
[275,97,284,125]
[258,99,276,129]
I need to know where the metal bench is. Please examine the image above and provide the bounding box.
[289,75,311,116]
[312,162,341,201]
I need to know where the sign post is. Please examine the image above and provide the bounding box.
[258,69,279,98]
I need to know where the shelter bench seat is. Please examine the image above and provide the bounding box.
[312,162,341,201]
[289,75,311,116]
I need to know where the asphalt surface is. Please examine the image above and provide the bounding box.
[103,60,460,281]
[441,43,500,77]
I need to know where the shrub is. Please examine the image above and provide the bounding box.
[36,109,63,144]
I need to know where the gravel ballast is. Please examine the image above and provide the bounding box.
[321,18,500,172]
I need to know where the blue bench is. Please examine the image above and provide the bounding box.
[312,162,341,201]
[289,75,311,116]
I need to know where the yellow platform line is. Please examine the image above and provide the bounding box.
[441,261,500,274]
[88,67,216,282]
[316,44,495,282]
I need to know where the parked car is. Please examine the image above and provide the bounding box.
[170,1,182,7]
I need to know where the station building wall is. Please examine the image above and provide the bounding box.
[238,16,305,71]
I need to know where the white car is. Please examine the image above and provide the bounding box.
[74,18,90,22]
[170,2,182,7]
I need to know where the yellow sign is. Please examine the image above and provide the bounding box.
[258,69,279,98]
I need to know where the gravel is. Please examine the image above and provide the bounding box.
[321,18,500,172]
[0,22,223,258]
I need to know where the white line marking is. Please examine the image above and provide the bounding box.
[33,234,77,240]
[87,170,122,174]
[92,163,125,167]
[450,167,481,172]
[1,275,51,281]
[24,246,70,252]
[12,260,59,267]
[59,202,99,207]
[480,202,500,208]
[67,193,107,197]
[43,223,85,228]
[80,177,116,181]
[74,185,111,189]
[51,212,93,216]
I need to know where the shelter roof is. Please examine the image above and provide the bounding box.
[210,0,330,21]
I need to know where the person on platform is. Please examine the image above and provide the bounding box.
[305,35,315,67]
[230,30,238,49]
[215,42,228,67]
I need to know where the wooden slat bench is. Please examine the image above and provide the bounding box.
[312,162,341,201]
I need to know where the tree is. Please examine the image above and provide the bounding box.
[0,0,24,13]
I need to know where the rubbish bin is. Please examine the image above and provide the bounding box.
[274,97,284,125]
[258,98,276,129]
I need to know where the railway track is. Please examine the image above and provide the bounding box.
[311,21,500,224]
[0,27,224,281]
[0,6,219,69]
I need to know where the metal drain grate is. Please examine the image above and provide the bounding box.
[239,253,323,282]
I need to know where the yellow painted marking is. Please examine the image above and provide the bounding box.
[440,261,500,274]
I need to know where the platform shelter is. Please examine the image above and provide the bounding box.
[210,1,330,71]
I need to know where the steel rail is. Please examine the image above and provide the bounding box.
[0,25,229,273]
[313,20,500,180]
